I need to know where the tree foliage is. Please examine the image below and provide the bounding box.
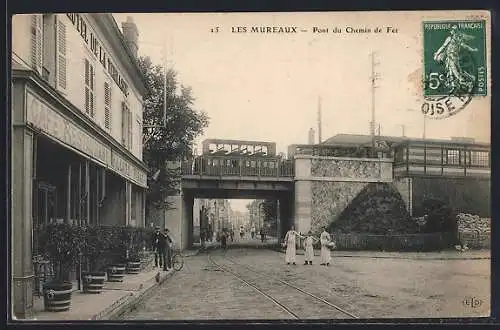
[138,56,210,213]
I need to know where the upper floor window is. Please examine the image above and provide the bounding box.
[136,116,142,151]
[56,16,67,92]
[121,102,132,150]
[84,59,95,118]
[31,15,43,74]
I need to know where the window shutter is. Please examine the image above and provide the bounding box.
[128,110,133,150]
[31,15,43,74]
[90,65,95,118]
[55,16,67,92]
[121,102,127,145]
[84,59,90,114]
[104,82,111,129]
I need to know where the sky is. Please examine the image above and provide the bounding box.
[113,11,491,212]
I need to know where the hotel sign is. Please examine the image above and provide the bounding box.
[26,92,147,187]
[65,13,130,97]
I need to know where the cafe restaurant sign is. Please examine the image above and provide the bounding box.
[26,91,147,187]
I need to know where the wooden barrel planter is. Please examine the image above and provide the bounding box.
[107,264,126,282]
[42,281,73,312]
[82,272,106,294]
[126,260,141,274]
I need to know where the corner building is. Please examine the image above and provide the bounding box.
[11,13,148,318]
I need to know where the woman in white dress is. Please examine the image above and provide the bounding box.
[283,225,301,265]
[320,227,332,266]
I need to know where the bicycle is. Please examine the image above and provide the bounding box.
[170,248,184,271]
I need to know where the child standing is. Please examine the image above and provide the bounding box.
[303,231,318,265]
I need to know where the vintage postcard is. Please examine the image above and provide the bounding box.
[10,10,490,321]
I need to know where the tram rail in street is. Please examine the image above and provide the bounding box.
[207,254,359,319]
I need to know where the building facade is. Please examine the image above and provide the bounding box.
[11,13,148,318]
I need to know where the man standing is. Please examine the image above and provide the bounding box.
[251,225,256,239]
[320,226,331,266]
[152,226,167,269]
[163,228,174,270]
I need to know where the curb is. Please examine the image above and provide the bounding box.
[272,248,490,260]
[95,270,175,320]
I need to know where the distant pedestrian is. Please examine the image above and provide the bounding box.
[230,228,234,242]
[220,230,228,249]
[320,227,331,266]
[240,225,245,239]
[303,231,318,265]
[283,225,302,265]
[251,225,256,239]
[260,227,265,242]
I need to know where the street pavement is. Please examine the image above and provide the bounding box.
[122,248,490,320]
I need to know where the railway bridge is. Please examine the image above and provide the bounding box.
[160,137,490,250]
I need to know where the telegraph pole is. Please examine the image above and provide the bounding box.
[370,52,380,156]
[401,124,405,137]
[317,96,322,144]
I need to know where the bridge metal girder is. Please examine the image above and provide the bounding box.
[181,178,294,191]
[183,188,293,200]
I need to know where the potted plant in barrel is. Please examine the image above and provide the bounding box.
[106,226,128,282]
[37,223,84,312]
[81,225,107,294]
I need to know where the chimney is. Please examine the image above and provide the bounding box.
[121,16,139,58]
[308,128,315,145]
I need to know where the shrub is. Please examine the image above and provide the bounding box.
[37,223,85,282]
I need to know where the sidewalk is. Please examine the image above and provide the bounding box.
[272,247,491,260]
[28,251,198,321]
[192,237,279,250]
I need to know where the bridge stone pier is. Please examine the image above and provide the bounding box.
[293,155,393,234]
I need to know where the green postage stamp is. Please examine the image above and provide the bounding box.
[423,20,487,98]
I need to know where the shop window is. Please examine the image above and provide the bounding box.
[84,58,95,117]
[31,14,43,75]
[104,82,112,129]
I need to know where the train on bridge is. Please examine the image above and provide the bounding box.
[182,139,294,177]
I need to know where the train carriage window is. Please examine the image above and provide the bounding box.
[227,159,231,166]
[251,161,256,168]
[471,151,489,167]
[246,161,250,167]
[446,149,459,165]
[270,162,275,169]
[263,161,268,167]
[213,159,219,166]
[262,146,268,155]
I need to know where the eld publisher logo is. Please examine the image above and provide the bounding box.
[463,297,482,308]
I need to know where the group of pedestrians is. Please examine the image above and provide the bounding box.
[283,225,334,266]
[152,227,175,271]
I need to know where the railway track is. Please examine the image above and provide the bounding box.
[207,254,359,319]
